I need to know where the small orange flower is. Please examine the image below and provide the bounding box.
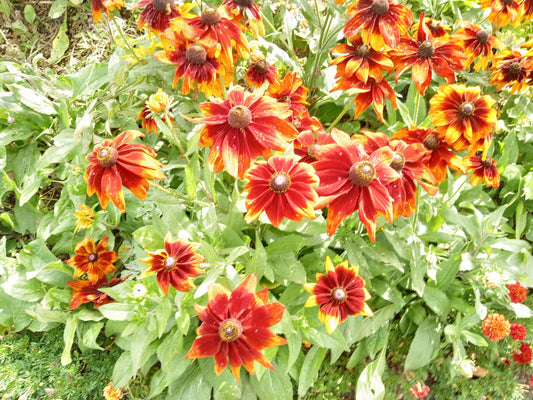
[135,0,182,35]
[222,0,265,37]
[67,236,118,283]
[453,22,502,71]
[482,313,510,341]
[268,72,310,118]
[244,155,319,227]
[507,281,528,303]
[137,89,175,135]
[489,50,531,93]
[74,205,94,234]
[185,274,287,380]
[481,0,521,26]
[465,155,500,188]
[344,0,414,50]
[85,130,165,212]
[103,382,124,400]
[245,58,279,88]
[91,0,124,23]
[304,257,372,334]
[141,237,204,296]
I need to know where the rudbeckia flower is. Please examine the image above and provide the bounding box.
[245,58,279,88]
[135,0,181,35]
[294,127,335,164]
[482,313,510,341]
[185,274,287,380]
[222,0,265,37]
[67,236,118,283]
[481,0,521,26]
[428,84,498,155]
[313,130,399,241]
[268,72,310,118]
[186,85,298,179]
[344,0,414,50]
[489,50,531,93]
[140,237,204,296]
[67,276,125,310]
[137,89,175,135]
[244,155,319,227]
[464,155,500,188]
[85,130,165,212]
[91,0,124,23]
[453,22,502,71]
[510,323,527,341]
[507,281,528,303]
[330,35,394,84]
[74,205,95,234]
[414,17,450,39]
[390,13,466,95]
[513,343,533,364]
[304,257,372,334]
[521,0,533,23]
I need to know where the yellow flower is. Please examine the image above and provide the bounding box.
[103,382,123,400]
[74,205,94,234]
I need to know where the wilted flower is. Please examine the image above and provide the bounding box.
[222,0,265,37]
[67,236,117,283]
[507,281,528,303]
[410,383,431,398]
[103,382,124,400]
[482,313,510,341]
[74,205,94,234]
[510,323,527,341]
[185,274,287,380]
[294,128,335,164]
[268,72,310,118]
[482,270,503,288]
[67,276,125,310]
[513,343,533,364]
[137,89,175,135]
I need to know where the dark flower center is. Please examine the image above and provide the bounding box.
[153,0,174,14]
[390,152,405,171]
[480,157,493,168]
[349,160,376,186]
[97,146,119,168]
[219,318,243,342]
[254,59,269,75]
[307,144,320,159]
[429,21,439,32]
[88,253,98,262]
[423,133,440,150]
[370,0,389,16]
[164,255,176,271]
[292,118,301,129]
[509,61,522,75]
[201,7,221,25]
[476,29,489,44]
[235,0,253,6]
[269,172,291,193]
[417,40,435,58]
[186,44,207,65]
[227,105,252,129]
[331,287,347,303]
[357,44,370,57]
[459,101,475,117]
[501,0,514,5]
[281,95,291,103]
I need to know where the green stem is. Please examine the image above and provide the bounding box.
[327,101,353,132]
[413,91,422,126]
[150,182,229,213]
[442,177,468,206]
[110,17,141,63]
[412,184,420,231]
[260,11,298,61]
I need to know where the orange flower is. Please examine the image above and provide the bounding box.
[135,0,182,35]
[74,205,94,234]
[67,276,125,310]
[91,0,124,23]
[137,89,175,135]
[489,50,531,93]
[67,236,118,283]
[330,35,394,84]
[268,72,310,118]
[245,58,279,88]
[507,281,528,303]
[244,155,319,227]
[390,13,466,95]
[413,17,450,39]
[313,130,399,241]
[294,128,335,164]
[222,0,265,37]
[344,0,413,50]
[482,313,510,341]
[103,382,124,400]
[304,257,372,334]
[521,0,533,23]
[186,85,298,179]
[185,274,287,380]
[453,22,502,71]
[481,0,521,26]
[85,130,165,212]
[464,155,500,188]
[429,84,498,155]
[141,237,204,296]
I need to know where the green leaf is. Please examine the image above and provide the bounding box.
[98,303,134,321]
[184,152,199,198]
[8,84,56,115]
[80,321,104,350]
[49,16,70,63]
[133,225,164,252]
[49,0,68,18]
[404,318,440,371]
[461,330,488,347]
[61,314,79,365]
[298,346,327,396]
[265,234,306,255]
[348,303,402,342]
[285,331,302,373]
[1,272,44,302]
[356,348,386,400]
[247,232,267,280]
[423,285,450,318]
[112,351,134,387]
[251,363,293,400]
[24,4,36,23]
[169,362,212,400]
[155,297,172,338]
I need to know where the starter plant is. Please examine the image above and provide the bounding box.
[1,0,533,399]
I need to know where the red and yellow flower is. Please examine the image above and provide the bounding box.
[482,313,510,341]
[186,85,298,179]
[481,0,521,27]
[67,236,118,283]
[245,58,279,88]
[313,130,399,241]
[304,257,372,334]
[453,22,502,71]
[141,237,204,296]
[294,128,335,164]
[413,17,450,39]
[91,0,124,23]
[137,89,175,135]
[185,274,287,380]
[510,323,527,341]
[464,155,500,188]
[344,0,413,50]
[390,13,466,95]
[135,0,182,35]
[489,50,532,93]
[268,72,310,118]
[103,382,124,400]
[85,130,165,212]
[67,276,125,310]
[244,155,319,227]
[74,205,94,234]
[508,281,528,303]
[222,0,264,37]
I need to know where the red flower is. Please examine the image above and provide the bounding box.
[67,236,117,283]
[186,85,298,179]
[414,17,450,39]
[313,130,399,241]
[67,276,125,310]
[508,281,528,303]
[85,130,165,212]
[91,0,124,23]
[410,383,431,398]
[482,313,510,341]
[390,13,466,95]
[513,343,533,364]
[453,22,502,71]
[185,274,287,380]
[135,0,182,35]
[294,128,335,164]
[140,237,204,296]
[244,155,319,227]
[489,50,531,93]
[465,155,500,188]
[245,58,279,88]
[344,0,414,50]
[268,72,310,118]
[510,323,527,341]
[304,256,372,334]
